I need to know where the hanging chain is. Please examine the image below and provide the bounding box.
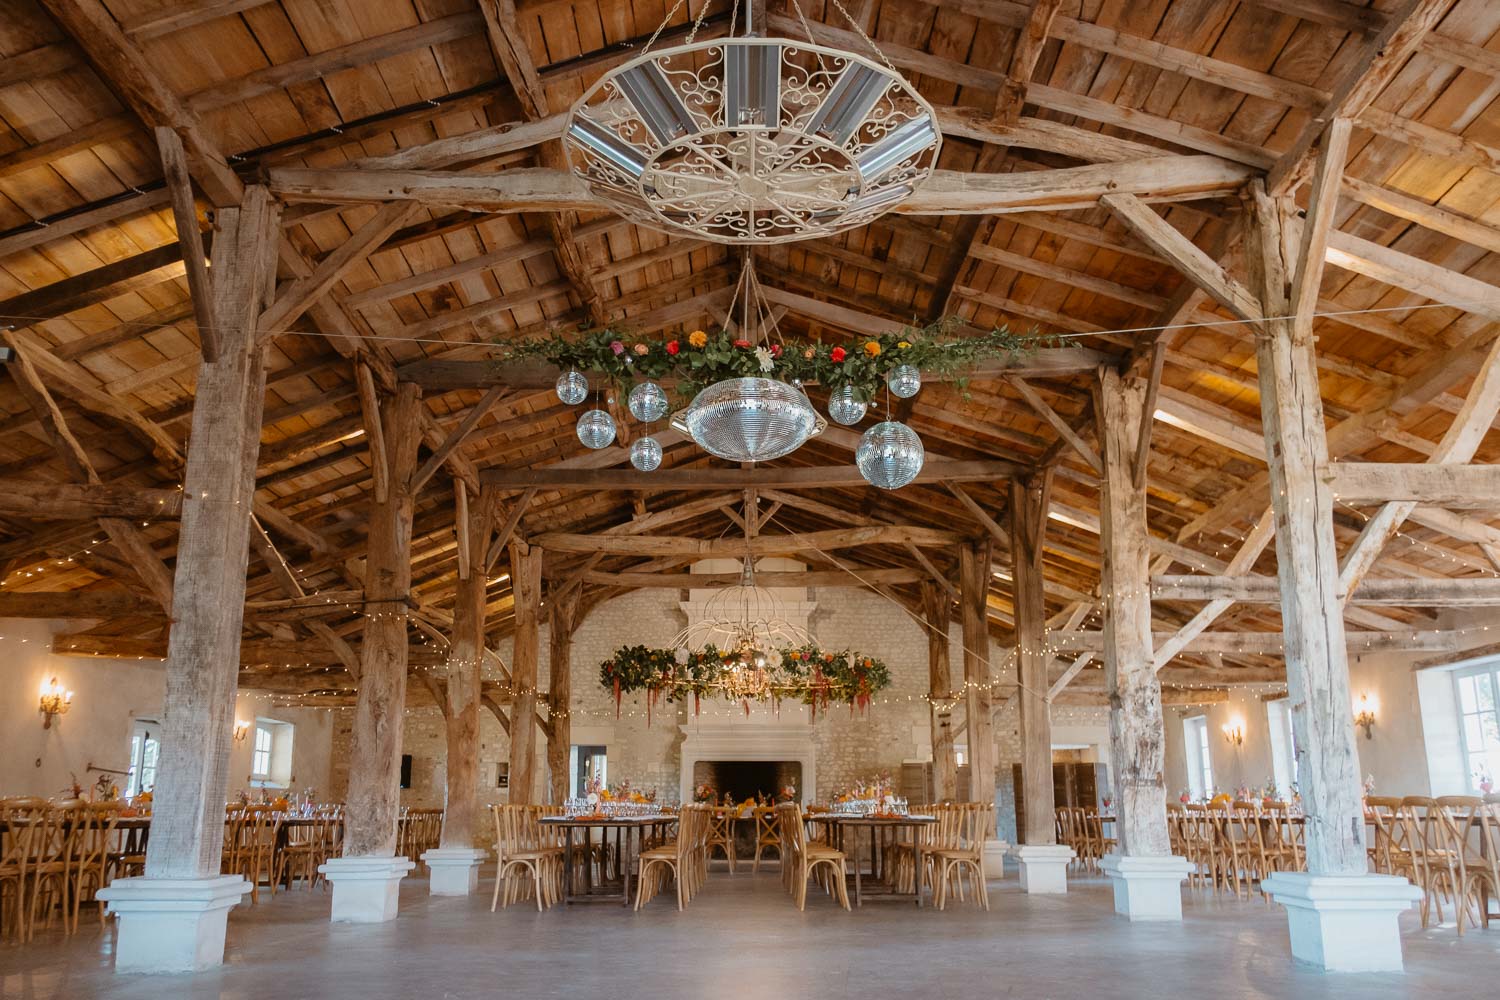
[787,0,831,76]
[828,0,899,74]
[685,0,713,45]
[642,0,689,56]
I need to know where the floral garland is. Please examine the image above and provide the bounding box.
[597,643,893,719]
[501,319,1055,402]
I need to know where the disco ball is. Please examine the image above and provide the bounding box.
[827,384,867,426]
[556,368,589,405]
[576,408,617,450]
[887,364,921,399]
[630,435,663,471]
[856,420,924,490]
[670,377,825,462]
[628,380,669,422]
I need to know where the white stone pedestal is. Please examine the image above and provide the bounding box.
[1011,843,1075,893]
[1100,853,1192,921]
[982,839,1009,879]
[96,875,251,973]
[422,847,488,896]
[1262,872,1423,972]
[320,855,416,923]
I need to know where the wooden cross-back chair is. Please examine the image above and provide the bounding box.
[490,804,562,912]
[752,806,782,872]
[775,804,849,911]
[636,805,711,910]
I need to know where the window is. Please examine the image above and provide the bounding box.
[247,718,295,788]
[251,726,273,778]
[1183,716,1214,800]
[571,745,606,798]
[1266,698,1298,795]
[1455,664,1500,791]
[125,720,159,797]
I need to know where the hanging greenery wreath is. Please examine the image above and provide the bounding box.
[597,642,893,719]
[500,319,1057,402]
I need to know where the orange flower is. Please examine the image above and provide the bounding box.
[864,341,882,357]
[688,330,708,348]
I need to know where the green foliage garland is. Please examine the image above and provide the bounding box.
[597,642,893,718]
[501,319,1059,403]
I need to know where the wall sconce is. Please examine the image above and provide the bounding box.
[1354,693,1377,740]
[233,719,251,743]
[1221,720,1245,747]
[39,676,73,728]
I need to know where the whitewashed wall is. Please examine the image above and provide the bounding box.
[0,618,334,800]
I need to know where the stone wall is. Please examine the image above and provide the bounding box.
[379,573,1113,849]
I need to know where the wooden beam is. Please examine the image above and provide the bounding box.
[1050,630,1473,654]
[408,386,506,495]
[354,362,390,504]
[1152,508,1275,670]
[1006,377,1101,473]
[266,158,1253,215]
[1329,462,1500,508]
[0,480,182,520]
[484,487,535,574]
[483,460,1025,491]
[153,126,217,361]
[0,590,160,619]
[580,568,926,588]
[534,525,963,556]
[1154,574,1500,607]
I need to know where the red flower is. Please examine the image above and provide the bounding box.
[733,338,751,349]
[830,346,847,362]
[666,340,680,355]
[769,344,783,359]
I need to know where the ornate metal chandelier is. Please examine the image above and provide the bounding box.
[563,5,941,244]
[674,557,813,656]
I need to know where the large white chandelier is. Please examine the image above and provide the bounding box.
[563,6,941,244]
[674,558,813,656]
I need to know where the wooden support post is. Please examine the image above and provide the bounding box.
[438,484,487,851]
[508,540,544,804]
[1245,184,1366,877]
[1095,367,1170,858]
[547,586,581,805]
[921,582,958,802]
[140,186,279,884]
[342,383,423,860]
[1010,476,1055,846]
[959,540,995,807]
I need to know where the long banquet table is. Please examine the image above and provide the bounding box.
[539,814,676,906]
[818,813,937,906]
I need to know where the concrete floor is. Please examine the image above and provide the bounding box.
[2,867,1497,999]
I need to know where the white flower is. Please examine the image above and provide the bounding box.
[755,346,775,372]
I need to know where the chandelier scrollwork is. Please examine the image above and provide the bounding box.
[564,37,941,245]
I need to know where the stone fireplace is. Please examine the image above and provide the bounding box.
[691,760,803,802]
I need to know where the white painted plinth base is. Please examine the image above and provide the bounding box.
[982,839,1009,879]
[1100,853,1192,921]
[320,855,416,923]
[422,847,488,896]
[96,875,251,973]
[1011,844,1075,893]
[1262,872,1423,972]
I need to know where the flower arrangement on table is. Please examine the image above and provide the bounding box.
[694,782,716,804]
[598,642,893,719]
[499,319,1051,403]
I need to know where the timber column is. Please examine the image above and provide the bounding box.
[920,583,958,803]
[423,481,492,895]
[322,381,423,921]
[1094,367,1191,920]
[508,540,544,804]
[98,186,279,973]
[1009,475,1074,892]
[1246,182,1420,969]
[547,586,581,804]
[959,539,1005,876]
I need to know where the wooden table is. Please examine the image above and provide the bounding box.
[539,815,675,906]
[821,814,937,907]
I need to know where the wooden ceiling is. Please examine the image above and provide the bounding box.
[2,0,1499,703]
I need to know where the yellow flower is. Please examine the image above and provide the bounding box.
[688,329,708,348]
[897,340,911,350]
[864,341,882,357]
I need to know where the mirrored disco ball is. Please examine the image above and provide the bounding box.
[887,364,921,399]
[670,377,825,462]
[827,384,867,426]
[630,435,663,471]
[856,420,925,490]
[576,408,617,450]
[556,368,589,405]
[628,380,669,422]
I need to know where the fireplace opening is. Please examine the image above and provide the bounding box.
[692,760,802,802]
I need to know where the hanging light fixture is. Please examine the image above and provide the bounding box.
[826,384,867,426]
[576,408,617,449]
[628,381,669,422]
[563,3,940,245]
[630,435,663,471]
[556,369,589,405]
[856,420,924,490]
